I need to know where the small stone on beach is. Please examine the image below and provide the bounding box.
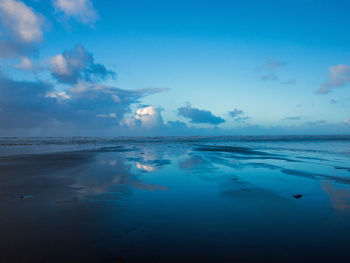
[19,194,32,199]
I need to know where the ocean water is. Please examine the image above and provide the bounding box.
[0,136,350,262]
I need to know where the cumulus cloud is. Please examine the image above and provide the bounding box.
[119,107,212,136]
[64,83,166,128]
[0,0,44,43]
[178,104,225,125]
[45,91,70,101]
[121,106,164,129]
[15,56,34,70]
[135,106,164,129]
[0,0,45,59]
[49,44,115,84]
[318,64,350,94]
[0,72,165,132]
[2,72,348,136]
[54,0,98,24]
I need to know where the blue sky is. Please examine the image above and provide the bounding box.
[0,0,350,136]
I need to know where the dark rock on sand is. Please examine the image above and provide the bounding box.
[19,194,32,199]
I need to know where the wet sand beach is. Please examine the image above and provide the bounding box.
[1,137,350,262]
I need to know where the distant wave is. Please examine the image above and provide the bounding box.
[1,135,350,157]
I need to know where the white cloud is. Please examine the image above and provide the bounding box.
[48,44,115,84]
[344,118,350,124]
[68,81,93,94]
[135,106,164,129]
[96,113,117,118]
[112,95,121,103]
[318,64,350,94]
[0,72,167,133]
[54,0,98,24]
[49,53,70,76]
[15,56,34,70]
[45,91,70,101]
[122,106,164,129]
[120,117,137,128]
[0,0,44,43]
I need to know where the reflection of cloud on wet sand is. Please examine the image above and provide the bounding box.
[179,155,207,171]
[132,147,171,172]
[132,181,168,191]
[67,154,168,199]
[109,160,117,166]
[322,181,350,211]
[136,162,157,172]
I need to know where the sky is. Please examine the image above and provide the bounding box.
[0,0,350,136]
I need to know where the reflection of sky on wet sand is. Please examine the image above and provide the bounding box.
[322,181,350,211]
[178,155,207,171]
[67,152,168,199]
[1,139,350,262]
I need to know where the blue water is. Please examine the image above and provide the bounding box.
[0,136,350,262]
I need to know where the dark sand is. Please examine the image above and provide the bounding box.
[1,138,350,262]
